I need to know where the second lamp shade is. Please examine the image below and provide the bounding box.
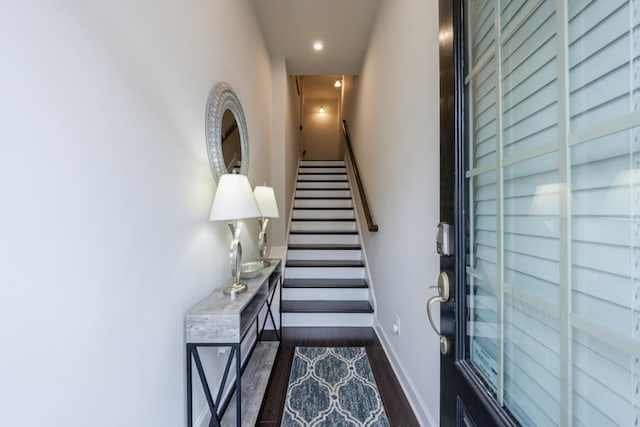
[253,186,280,218]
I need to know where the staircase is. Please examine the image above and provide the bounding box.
[281,160,374,327]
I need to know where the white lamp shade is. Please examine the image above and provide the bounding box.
[209,174,261,221]
[253,186,280,218]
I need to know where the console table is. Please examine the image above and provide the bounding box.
[186,259,281,426]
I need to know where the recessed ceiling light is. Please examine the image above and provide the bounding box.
[313,41,324,51]
[334,80,342,88]
[318,106,326,113]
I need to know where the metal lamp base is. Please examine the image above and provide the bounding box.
[258,218,271,269]
[226,220,247,298]
[223,282,248,297]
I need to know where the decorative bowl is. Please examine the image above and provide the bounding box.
[239,261,264,279]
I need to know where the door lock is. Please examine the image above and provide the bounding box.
[427,272,451,355]
[436,221,454,256]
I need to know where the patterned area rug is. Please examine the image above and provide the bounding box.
[281,347,390,426]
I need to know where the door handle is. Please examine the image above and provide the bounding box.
[427,272,451,355]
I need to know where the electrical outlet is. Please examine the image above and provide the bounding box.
[393,315,401,335]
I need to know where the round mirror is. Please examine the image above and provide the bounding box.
[205,82,249,183]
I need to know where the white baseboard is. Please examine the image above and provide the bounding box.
[374,318,437,427]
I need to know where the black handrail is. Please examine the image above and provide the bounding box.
[342,120,379,232]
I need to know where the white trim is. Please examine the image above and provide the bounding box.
[501,141,557,167]
[569,111,640,146]
[465,162,497,178]
[493,0,506,404]
[503,283,560,319]
[556,0,573,424]
[571,313,640,356]
[629,0,639,414]
[374,319,437,427]
[467,34,478,363]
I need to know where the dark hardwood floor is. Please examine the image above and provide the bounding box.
[257,327,420,426]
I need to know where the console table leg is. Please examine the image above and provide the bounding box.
[235,343,242,426]
[187,345,193,426]
[192,348,221,427]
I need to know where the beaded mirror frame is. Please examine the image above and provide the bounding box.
[205,82,249,183]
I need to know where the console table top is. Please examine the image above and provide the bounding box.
[189,260,279,313]
[185,259,281,344]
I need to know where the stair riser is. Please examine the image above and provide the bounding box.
[289,234,360,244]
[282,288,369,300]
[299,167,346,174]
[295,190,351,198]
[297,182,349,189]
[294,199,352,208]
[290,221,357,232]
[285,267,365,279]
[299,160,345,167]
[282,313,373,327]
[287,249,363,261]
[292,210,355,219]
[297,174,348,181]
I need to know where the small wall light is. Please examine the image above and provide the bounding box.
[334,80,342,88]
[318,106,326,113]
[313,41,324,51]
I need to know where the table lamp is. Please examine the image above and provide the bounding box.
[253,185,280,267]
[209,174,261,296]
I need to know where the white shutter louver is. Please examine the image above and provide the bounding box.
[465,0,640,425]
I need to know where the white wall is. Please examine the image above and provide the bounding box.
[0,1,271,426]
[285,74,301,228]
[350,0,441,425]
[269,58,300,252]
[270,57,287,247]
[342,75,358,126]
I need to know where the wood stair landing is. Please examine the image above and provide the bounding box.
[282,160,373,327]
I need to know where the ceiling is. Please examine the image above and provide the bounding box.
[251,0,380,75]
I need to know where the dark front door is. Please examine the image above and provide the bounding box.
[437,0,640,426]
[437,2,515,425]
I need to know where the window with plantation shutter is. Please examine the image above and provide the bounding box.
[465,0,640,425]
